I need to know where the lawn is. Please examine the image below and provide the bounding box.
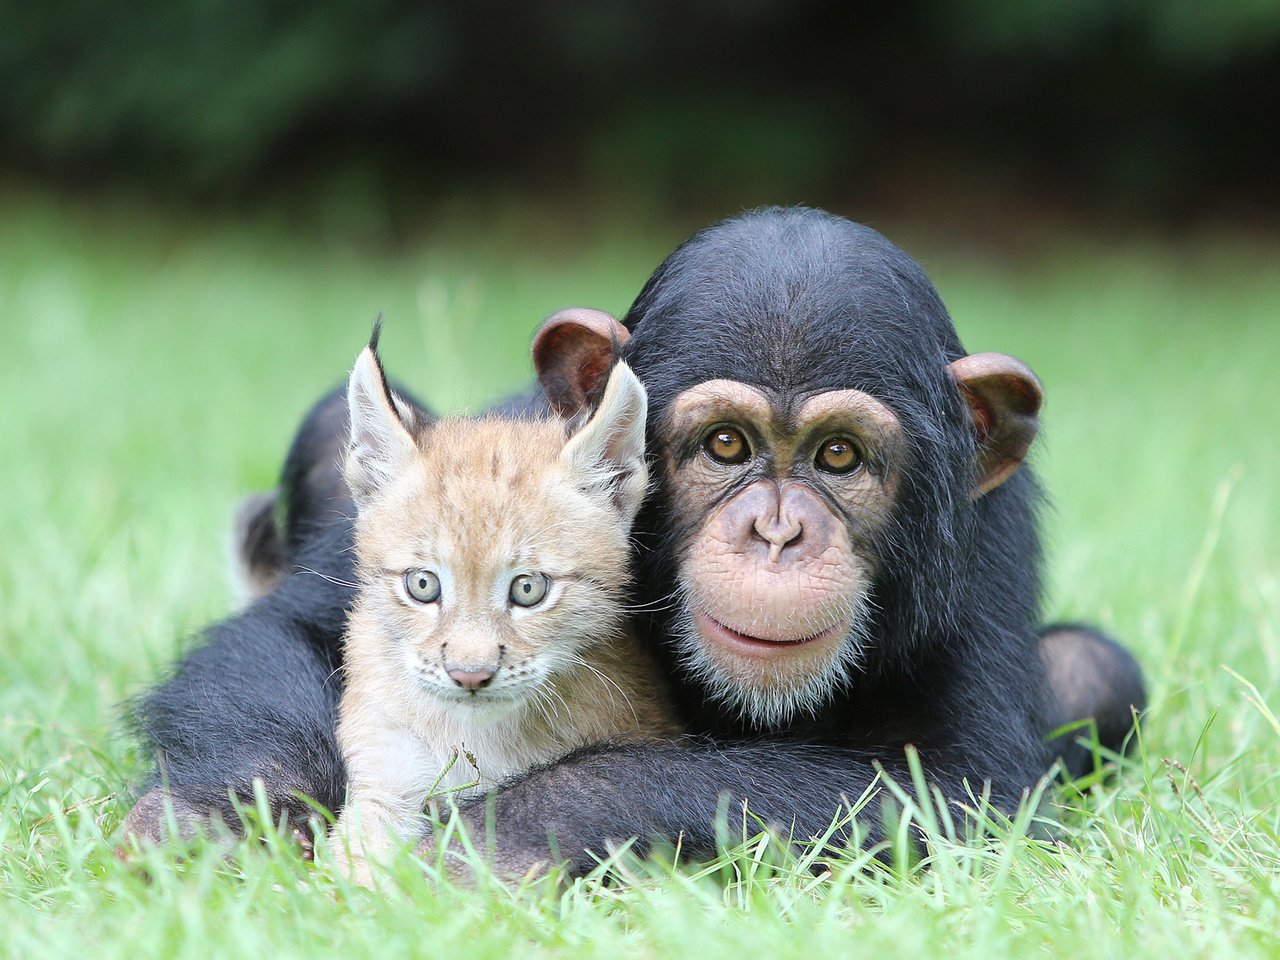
[1,183,1277,958]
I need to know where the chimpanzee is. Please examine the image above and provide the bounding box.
[125,207,1145,872]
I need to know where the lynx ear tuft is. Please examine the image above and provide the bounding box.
[561,361,649,522]
[345,338,417,508]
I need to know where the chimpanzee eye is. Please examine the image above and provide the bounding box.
[509,573,549,607]
[815,437,862,475]
[404,569,441,603]
[703,426,751,465]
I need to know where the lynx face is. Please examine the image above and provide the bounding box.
[342,345,649,726]
[352,418,637,720]
[331,345,663,878]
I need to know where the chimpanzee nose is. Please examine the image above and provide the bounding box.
[447,668,495,690]
[753,512,803,563]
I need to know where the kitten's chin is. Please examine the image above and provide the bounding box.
[424,685,530,724]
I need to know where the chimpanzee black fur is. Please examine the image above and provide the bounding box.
[128,389,355,831]
[128,207,1144,867]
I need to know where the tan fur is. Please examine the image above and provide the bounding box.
[330,359,676,882]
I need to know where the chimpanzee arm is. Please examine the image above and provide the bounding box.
[431,628,1051,875]
[449,731,1041,875]
[125,521,355,840]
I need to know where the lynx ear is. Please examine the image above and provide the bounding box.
[561,361,649,522]
[345,339,418,508]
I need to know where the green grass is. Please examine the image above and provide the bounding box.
[2,184,1277,958]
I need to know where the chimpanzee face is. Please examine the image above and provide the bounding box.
[655,378,906,726]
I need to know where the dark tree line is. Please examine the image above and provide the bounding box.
[2,1,1277,211]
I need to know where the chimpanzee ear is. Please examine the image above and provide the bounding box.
[533,307,632,419]
[948,352,1043,499]
[561,361,649,522]
[345,340,419,508]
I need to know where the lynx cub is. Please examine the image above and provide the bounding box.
[330,336,676,879]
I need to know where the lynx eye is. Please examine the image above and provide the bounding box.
[509,573,549,608]
[404,569,441,603]
[815,436,862,475]
[703,426,750,465]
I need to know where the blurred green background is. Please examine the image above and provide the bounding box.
[3,4,1280,955]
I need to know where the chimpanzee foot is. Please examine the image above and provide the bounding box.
[1039,624,1147,779]
[120,788,214,847]
[118,788,318,861]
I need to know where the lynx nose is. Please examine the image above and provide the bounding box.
[446,668,495,690]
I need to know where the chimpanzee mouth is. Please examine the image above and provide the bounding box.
[693,611,848,659]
